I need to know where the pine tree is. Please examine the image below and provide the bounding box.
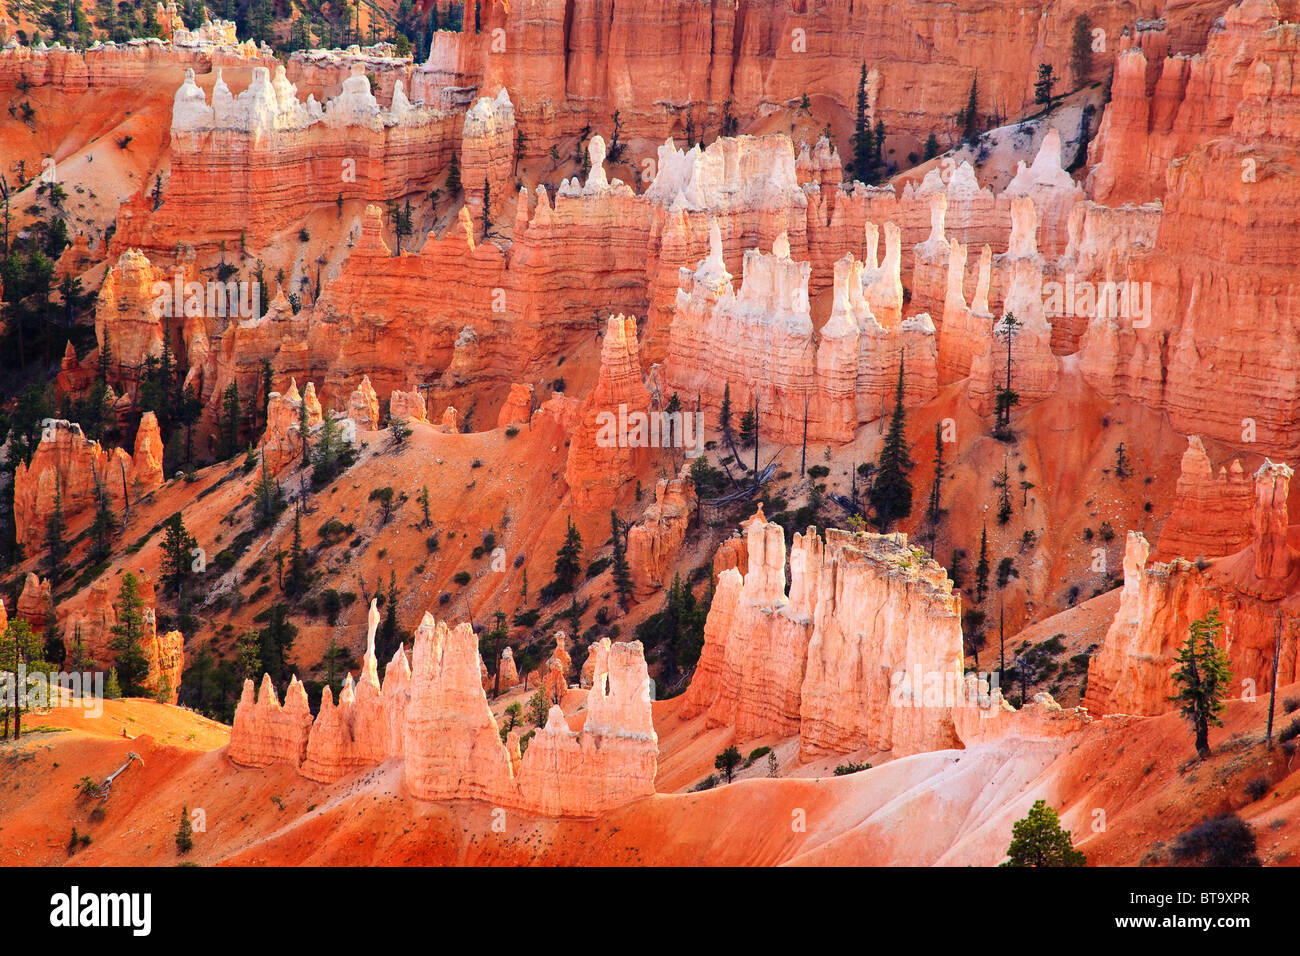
[109,572,149,695]
[962,75,979,142]
[1114,442,1132,479]
[220,381,241,458]
[1034,63,1057,111]
[104,667,122,699]
[378,570,400,660]
[925,422,945,534]
[159,511,197,597]
[611,510,633,608]
[311,414,352,486]
[738,406,757,447]
[975,523,990,604]
[285,503,308,598]
[1001,799,1086,867]
[481,178,492,236]
[993,312,1022,439]
[552,517,583,595]
[851,62,874,183]
[869,354,915,529]
[253,457,285,529]
[1170,608,1232,759]
[923,133,941,160]
[994,466,1013,525]
[176,807,194,854]
[446,150,462,194]
[44,475,68,582]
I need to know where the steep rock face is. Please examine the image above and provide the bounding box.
[62,572,182,700]
[346,375,380,430]
[461,88,516,227]
[439,0,1213,157]
[117,65,459,255]
[1078,5,1300,460]
[16,574,52,629]
[564,315,653,508]
[496,383,534,427]
[228,605,657,816]
[799,531,965,759]
[14,419,164,551]
[96,249,174,378]
[228,675,314,768]
[625,470,698,597]
[259,379,324,474]
[685,508,966,757]
[681,508,814,739]
[1086,460,1300,717]
[666,225,937,445]
[519,638,657,817]
[1156,436,1254,560]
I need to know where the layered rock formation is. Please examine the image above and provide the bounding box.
[683,508,965,757]
[13,417,164,551]
[259,379,323,473]
[564,315,652,509]
[1086,458,1300,716]
[666,224,938,445]
[625,470,698,598]
[1078,2,1300,460]
[60,572,184,704]
[227,611,658,817]
[1156,436,1254,560]
[116,63,459,255]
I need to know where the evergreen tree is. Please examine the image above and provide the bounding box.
[104,666,122,700]
[234,630,261,682]
[923,133,941,161]
[253,457,285,529]
[219,381,241,458]
[962,75,979,142]
[159,511,197,597]
[311,414,354,486]
[975,523,990,604]
[446,150,462,194]
[258,604,298,684]
[993,313,1022,439]
[285,503,308,598]
[552,517,583,595]
[1034,63,1057,111]
[869,354,915,529]
[1001,799,1086,867]
[88,472,115,563]
[738,406,757,447]
[44,475,68,582]
[925,422,945,535]
[378,570,400,661]
[175,807,194,854]
[611,510,633,608]
[1114,442,1132,479]
[714,745,742,784]
[851,62,875,182]
[1170,608,1232,759]
[109,572,149,694]
[994,466,1013,525]
[481,178,492,236]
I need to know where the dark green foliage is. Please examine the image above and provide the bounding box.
[1001,799,1086,867]
[868,355,914,529]
[1169,608,1232,758]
